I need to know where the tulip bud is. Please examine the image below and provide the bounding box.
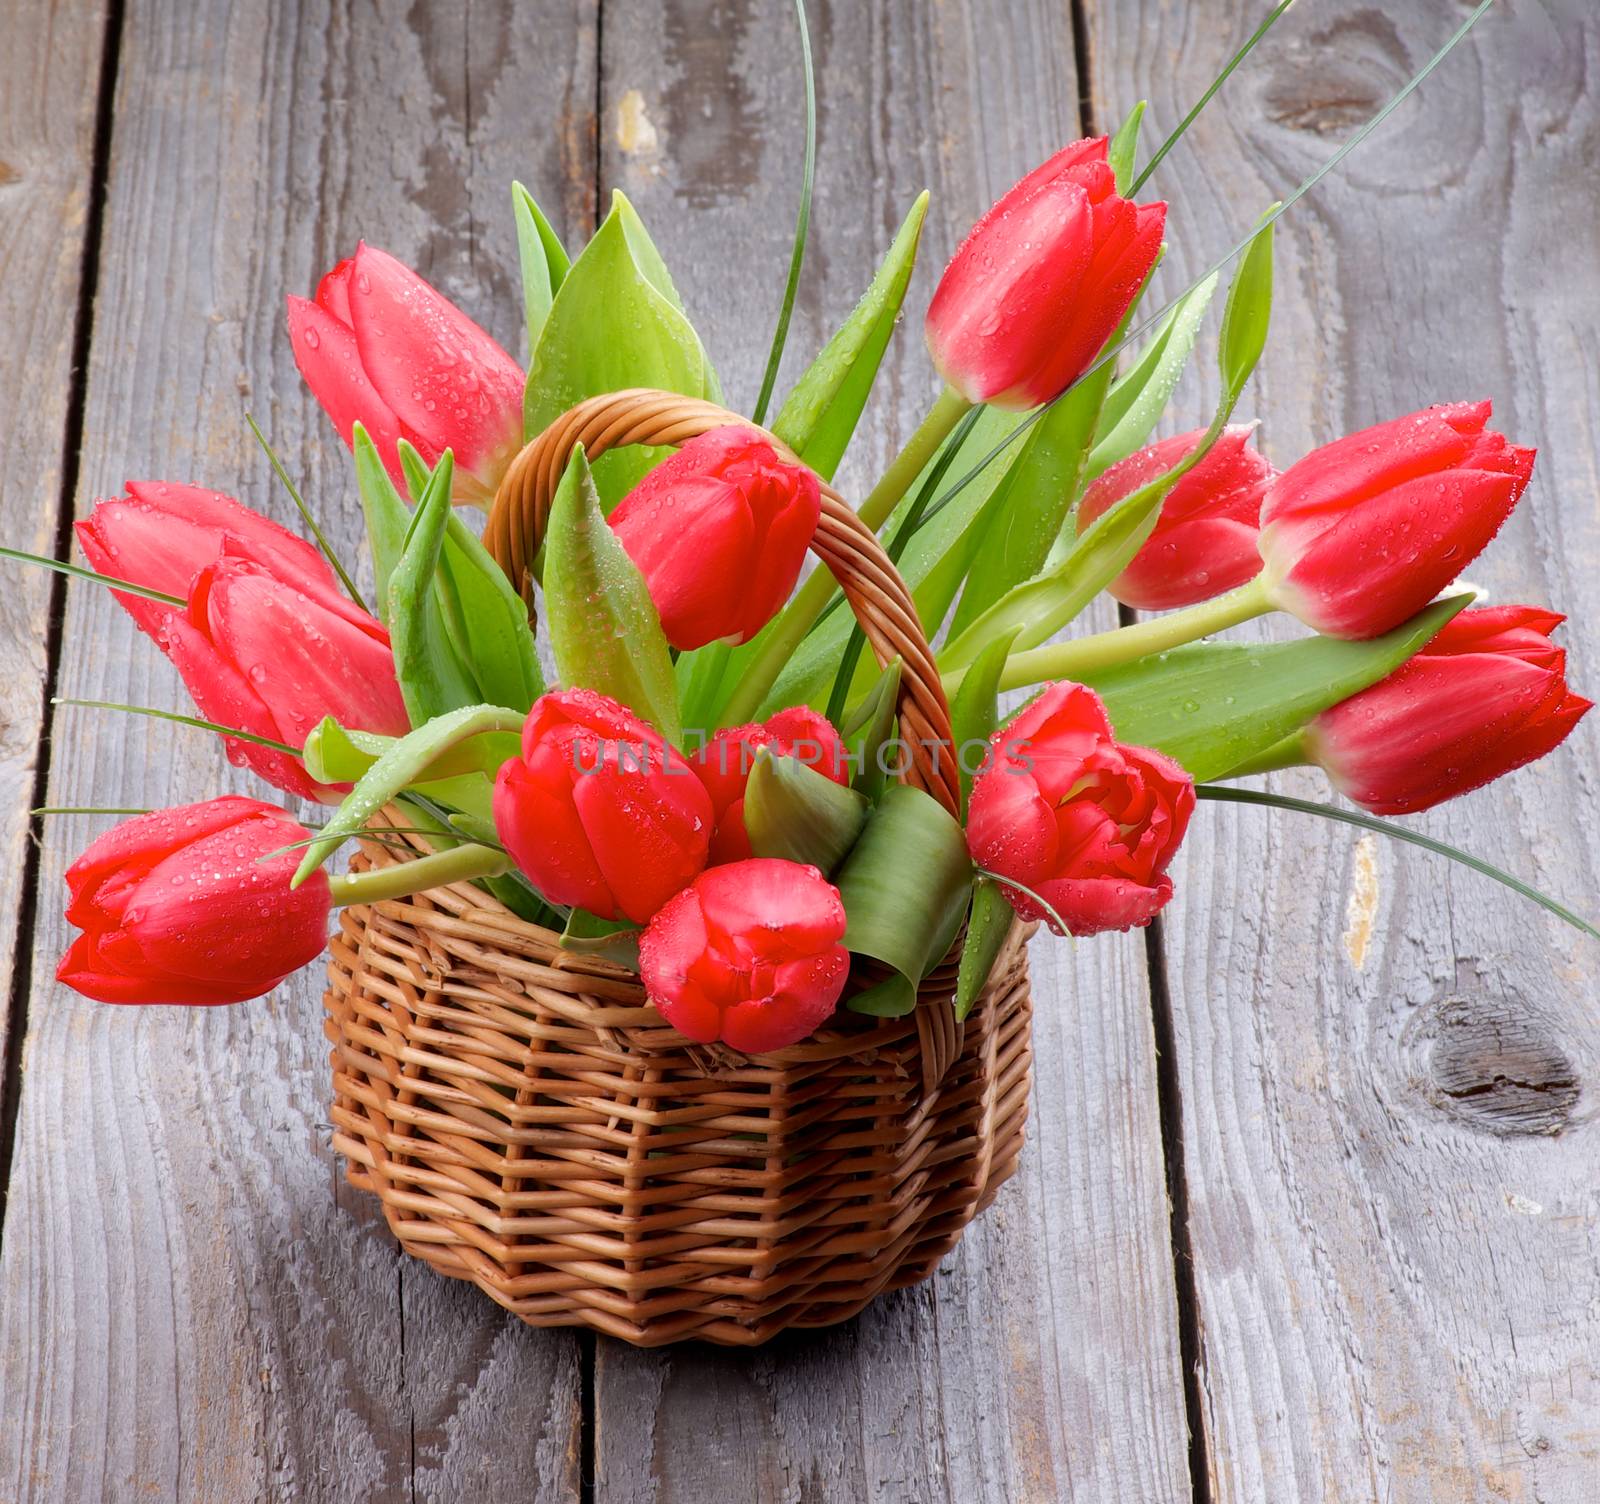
[608,427,822,650]
[639,858,849,1052]
[287,243,525,504]
[925,137,1166,410]
[57,797,331,1005]
[1258,401,1536,639]
[1076,425,1274,610]
[158,546,410,802]
[967,680,1194,935]
[692,706,849,863]
[76,481,348,641]
[1304,605,1591,814]
[493,688,712,924]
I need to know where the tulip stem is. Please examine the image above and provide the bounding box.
[720,386,972,723]
[994,576,1272,692]
[327,843,513,908]
[1218,730,1309,779]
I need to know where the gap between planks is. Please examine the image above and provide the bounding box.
[1070,0,1212,1497]
[0,0,127,1246]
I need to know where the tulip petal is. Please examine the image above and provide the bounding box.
[573,756,711,924]
[288,294,420,485]
[63,795,274,926]
[1279,467,1524,638]
[77,482,342,639]
[199,561,409,748]
[494,756,616,918]
[344,245,524,485]
[1262,403,1487,527]
[159,614,325,802]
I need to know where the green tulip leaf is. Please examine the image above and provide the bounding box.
[293,703,526,886]
[1085,272,1217,484]
[559,907,641,970]
[360,438,542,713]
[435,510,543,713]
[513,179,571,359]
[352,424,411,622]
[304,717,520,788]
[946,355,1118,638]
[524,190,719,507]
[949,629,1016,810]
[1107,100,1146,195]
[1217,208,1275,410]
[941,423,1225,674]
[1087,594,1472,782]
[397,439,432,504]
[836,784,973,1018]
[304,718,392,785]
[387,453,480,723]
[771,192,928,481]
[543,445,681,742]
[744,749,869,875]
[676,637,736,737]
[954,877,1017,1021]
[755,408,1026,717]
[842,657,902,801]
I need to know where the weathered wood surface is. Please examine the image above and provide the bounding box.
[0,3,592,1500]
[0,0,109,1122]
[1085,0,1600,1499]
[592,3,1190,1500]
[2,0,1599,1501]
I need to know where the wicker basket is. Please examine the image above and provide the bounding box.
[323,389,1036,1346]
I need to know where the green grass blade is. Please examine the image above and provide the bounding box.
[752,0,816,426]
[1129,0,1297,196]
[246,413,370,613]
[54,697,300,754]
[1195,784,1600,942]
[0,546,185,607]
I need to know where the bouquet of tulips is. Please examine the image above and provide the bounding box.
[27,43,1593,1056]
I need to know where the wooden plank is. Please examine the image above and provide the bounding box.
[593,3,1193,1499]
[1085,0,1600,1498]
[0,2,595,1499]
[0,2,108,1105]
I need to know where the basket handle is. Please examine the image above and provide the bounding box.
[484,388,962,818]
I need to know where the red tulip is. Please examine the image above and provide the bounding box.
[1076,425,1274,610]
[1304,605,1591,815]
[76,482,348,640]
[693,707,849,864]
[638,858,849,1052]
[968,681,1194,936]
[1258,401,1536,639]
[493,688,712,923]
[925,137,1166,410]
[57,797,331,1005]
[608,427,822,650]
[157,546,410,802]
[287,243,525,504]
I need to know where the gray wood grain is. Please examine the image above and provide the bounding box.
[0,3,594,1499]
[592,4,1193,1500]
[1084,0,1600,1498]
[0,2,108,1089]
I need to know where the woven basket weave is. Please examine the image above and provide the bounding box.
[323,389,1036,1345]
